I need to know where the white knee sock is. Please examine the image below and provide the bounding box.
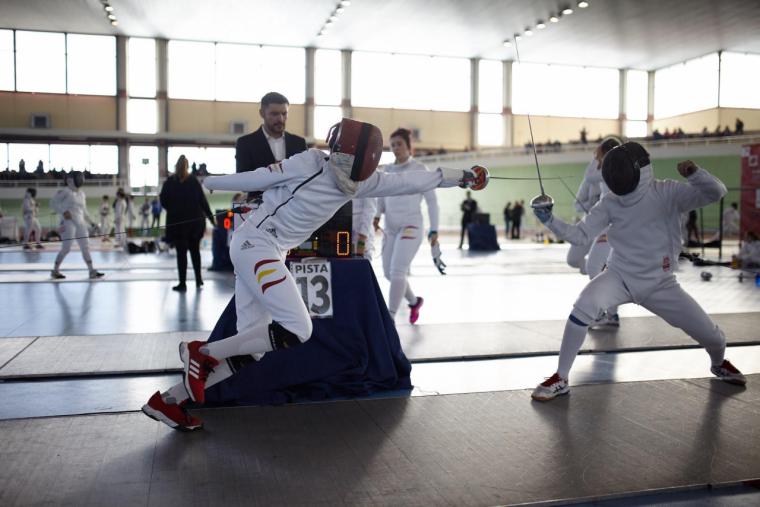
[202,322,273,360]
[557,317,589,379]
[404,283,416,305]
[162,360,235,405]
[700,326,726,366]
[388,275,407,317]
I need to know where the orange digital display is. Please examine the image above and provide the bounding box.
[336,231,350,256]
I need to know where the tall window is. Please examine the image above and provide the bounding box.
[314,106,343,141]
[89,145,119,174]
[478,60,504,146]
[719,52,760,109]
[168,40,216,100]
[8,143,49,172]
[352,51,470,111]
[128,38,156,98]
[625,70,648,121]
[654,53,719,118]
[0,143,7,171]
[15,31,66,93]
[215,43,259,102]
[50,144,90,172]
[512,63,619,118]
[127,99,158,134]
[256,46,305,104]
[66,34,116,95]
[0,30,14,91]
[128,146,159,187]
[167,146,236,175]
[315,49,342,106]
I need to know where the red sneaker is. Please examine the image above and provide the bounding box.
[408,297,424,325]
[711,359,747,386]
[141,391,203,431]
[179,341,219,404]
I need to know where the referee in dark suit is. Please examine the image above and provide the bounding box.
[235,92,307,177]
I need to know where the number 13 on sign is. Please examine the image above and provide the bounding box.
[289,260,333,318]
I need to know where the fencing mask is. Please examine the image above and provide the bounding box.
[326,118,383,195]
[601,142,650,196]
[66,171,85,189]
[26,187,37,198]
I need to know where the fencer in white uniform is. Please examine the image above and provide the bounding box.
[352,197,377,259]
[99,195,111,242]
[22,187,43,249]
[141,119,488,431]
[113,189,126,246]
[531,142,746,401]
[580,137,622,327]
[565,158,600,274]
[126,195,136,231]
[50,171,104,280]
[373,128,439,324]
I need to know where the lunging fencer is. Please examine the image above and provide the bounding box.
[22,187,43,249]
[531,142,746,401]
[142,118,488,431]
[373,128,441,324]
[50,171,104,280]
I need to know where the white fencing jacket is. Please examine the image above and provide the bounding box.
[375,158,439,232]
[546,165,726,301]
[50,188,93,227]
[204,149,458,251]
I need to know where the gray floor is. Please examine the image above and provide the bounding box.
[1,376,758,506]
[1,239,759,506]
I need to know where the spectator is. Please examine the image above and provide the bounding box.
[150,198,161,229]
[701,127,709,137]
[722,202,740,239]
[723,125,732,136]
[503,201,512,239]
[735,118,744,135]
[580,127,588,144]
[126,194,137,232]
[511,200,525,239]
[235,91,308,202]
[652,129,662,140]
[160,155,215,292]
[19,159,26,173]
[139,197,151,233]
[733,231,760,268]
[35,160,44,175]
[714,125,723,136]
[459,190,478,249]
[686,209,700,245]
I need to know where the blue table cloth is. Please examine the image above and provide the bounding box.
[204,258,412,405]
[467,223,500,251]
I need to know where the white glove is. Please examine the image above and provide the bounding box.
[431,242,446,275]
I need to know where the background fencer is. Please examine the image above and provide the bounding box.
[99,195,111,243]
[580,137,622,328]
[565,153,599,275]
[352,197,377,259]
[373,128,440,324]
[22,187,43,249]
[142,118,488,431]
[531,142,746,401]
[49,171,104,280]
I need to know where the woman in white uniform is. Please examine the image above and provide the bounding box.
[99,195,111,242]
[140,119,487,431]
[373,128,439,324]
[22,187,43,249]
[531,142,746,401]
[50,171,104,280]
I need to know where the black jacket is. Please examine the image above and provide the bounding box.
[235,126,307,173]
[159,174,214,242]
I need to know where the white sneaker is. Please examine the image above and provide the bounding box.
[711,360,747,386]
[531,373,570,401]
[89,270,105,279]
[589,312,620,329]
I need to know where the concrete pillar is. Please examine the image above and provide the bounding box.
[156,39,169,180]
[304,47,316,140]
[470,58,478,150]
[503,60,513,147]
[619,68,627,137]
[647,70,655,136]
[116,36,128,184]
[341,50,352,119]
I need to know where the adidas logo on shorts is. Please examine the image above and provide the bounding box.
[241,240,254,250]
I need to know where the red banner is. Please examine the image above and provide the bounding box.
[740,144,760,237]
